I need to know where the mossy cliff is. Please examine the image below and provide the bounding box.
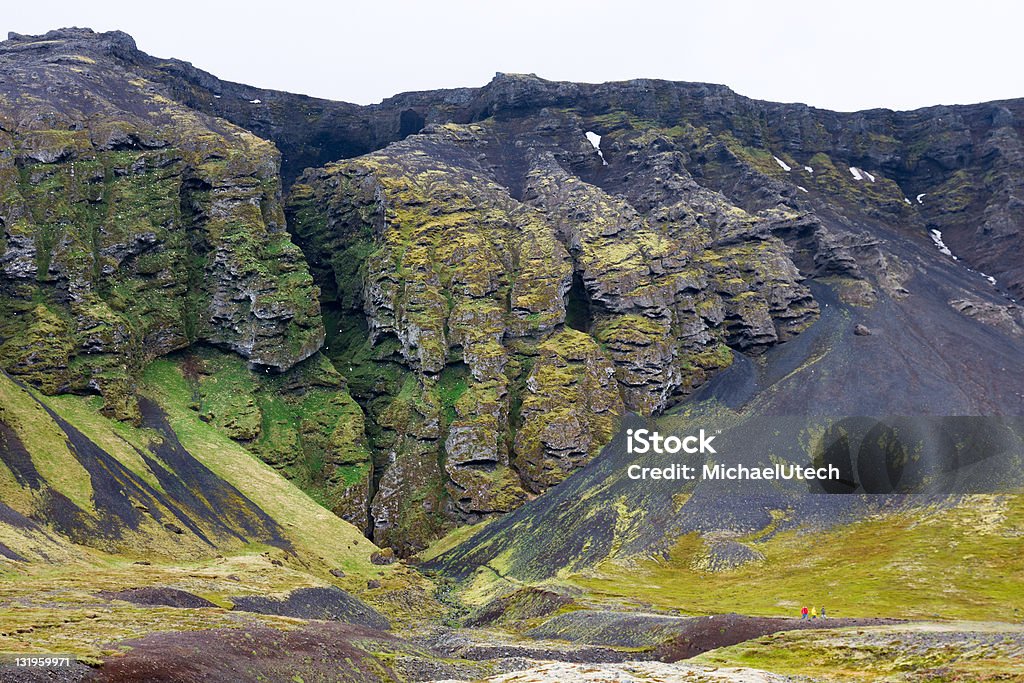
[0,30,376,517]
[287,115,819,553]
[158,68,1024,300]
[0,30,322,420]
[176,347,373,531]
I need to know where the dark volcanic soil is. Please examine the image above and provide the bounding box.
[98,587,217,609]
[0,664,94,683]
[230,586,390,630]
[422,629,636,664]
[525,609,900,659]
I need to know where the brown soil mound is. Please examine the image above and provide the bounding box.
[89,623,399,682]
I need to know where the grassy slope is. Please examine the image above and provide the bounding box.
[0,360,380,575]
[416,518,495,564]
[137,360,443,627]
[0,373,96,514]
[138,359,376,575]
[0,359,445,660]
[572,494,1024,621]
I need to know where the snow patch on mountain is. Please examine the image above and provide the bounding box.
[930,229,958,260]
[585,131,607,165]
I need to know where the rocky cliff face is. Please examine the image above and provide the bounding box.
[0,29,370,525]
[2,29,1021,555]
[0,29,322,414]
[286,114,819,552]
[143,64,1023,300]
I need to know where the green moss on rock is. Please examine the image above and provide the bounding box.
[0,69,326,426]
[174,346,372,530]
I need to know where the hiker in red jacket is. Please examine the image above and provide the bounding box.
[801,606,809,620]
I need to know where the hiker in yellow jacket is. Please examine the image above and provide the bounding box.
[810,605,817,619]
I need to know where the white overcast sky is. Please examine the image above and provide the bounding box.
[3,1,1022,112]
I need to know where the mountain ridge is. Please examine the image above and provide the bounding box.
[39,26,1018,299]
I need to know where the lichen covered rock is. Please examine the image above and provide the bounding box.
[514,329,624,492]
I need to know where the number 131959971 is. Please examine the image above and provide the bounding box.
[13,657,72,667]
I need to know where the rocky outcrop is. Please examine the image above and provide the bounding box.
[0,29,373,515]
[0,29,323,424]
[949,298,1024,337]
[286,130,631,552]
[513,330,623,493]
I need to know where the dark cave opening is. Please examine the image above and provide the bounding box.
[565,272,593,332]
[399,108,425,138]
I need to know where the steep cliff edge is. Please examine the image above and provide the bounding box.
[139,63,1024,300]
[0,28,322,412]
